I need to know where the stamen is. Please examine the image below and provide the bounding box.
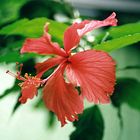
[6,70,17,78]
[16,62,23,76]
[17,75,26,81]
[15,62,25,81]
[19,64,23,74]
[6,70,26,81]
[16,62,19,71]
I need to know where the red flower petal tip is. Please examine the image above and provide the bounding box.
[105,12,118,26]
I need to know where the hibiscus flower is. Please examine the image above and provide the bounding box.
[7,12,117,126]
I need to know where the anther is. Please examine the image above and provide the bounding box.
[6,70,9,73]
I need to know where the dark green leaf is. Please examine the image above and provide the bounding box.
[70,106,104,140]
[0,51,39,63]
[94,33,140,52]
[117,65,140,71]
[0,0,27,25]
[116,108,123,140]
[11,94,21,115]
[0,80,19,99]
[48,111,56,128]
[20,0,74,19]
[34,97,44,109]
[111,78,140,111]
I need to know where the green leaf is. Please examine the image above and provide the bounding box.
[117,65,140,71]
[34,97,44,109]
[48,111,56,128]
[0,18,68,44]
[111,78,140,111]
[0,80,19,99]
[0,0,27,25]
[11,93,22,115]
[109,22,140,38]
[70,106,104,140]
[94,22,140,49]
[94,33,140,52]
[0,51,38,63]
[12,97,21,115]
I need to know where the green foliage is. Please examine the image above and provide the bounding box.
[109,22,140,38]
[0,17,68,64]
[0,18,68,43]
[0,80,19,99]
[20,0,74,19]
[0,0,27,25]
[118,65,140,71]
[94,33,140,52]
[34,97,44,109]
[0,51,38,63]
[0,2,140,140]
[0,2,140,136]
[1,19,140,54]
[12,94,21,115]
[48,111,56,128]
[94,22,140,51]
[70,106,104,140]
[111,78,140,111]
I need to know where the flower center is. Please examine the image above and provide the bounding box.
[65,54,71,64]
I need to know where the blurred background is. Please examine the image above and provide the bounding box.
[0,0,140,140]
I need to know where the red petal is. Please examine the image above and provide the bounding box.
[19,84,38,103]
[21,23,67,57]
[64,12,117,53]
[64,20,90,53]
[35,56,65,78]
[66,50,116,104]
[77,12,117,37]
[43,64,83,126]
[19,74,41,103]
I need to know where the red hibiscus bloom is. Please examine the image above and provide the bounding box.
[9,12,117,126]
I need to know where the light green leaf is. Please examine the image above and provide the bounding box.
[0,18,68,43]
[94,22,140,52]
[94,33,140,52]
[109,22,140,38]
